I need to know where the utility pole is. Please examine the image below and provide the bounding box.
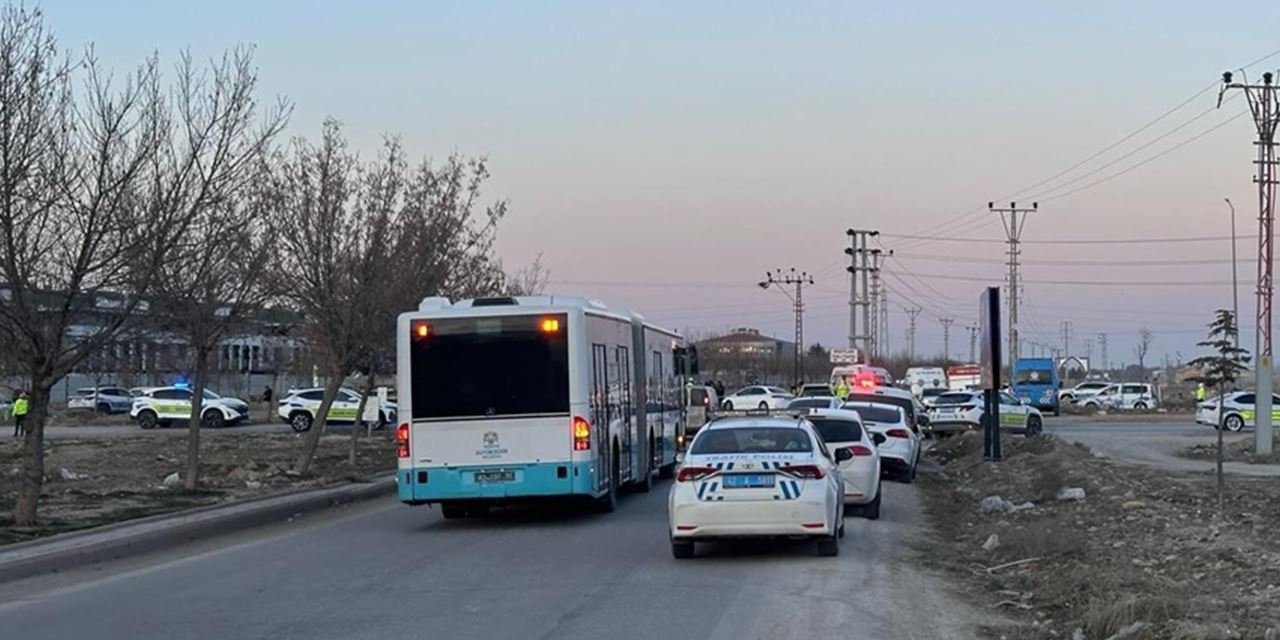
[1098,332,1109,377]
[905,306,922,361]
[880,288,890,359]
[760,268,816,387]
[940,317,954,364]
[1061,320,1072,360]
[845,229,878,361]
[990,201,1038,372]
[867,249,891,360]
[1220,70,1278,454]
[966,325,979,363]
[1083,338,1094,371]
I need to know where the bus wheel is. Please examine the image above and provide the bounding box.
[596,447,620,513]
[636,435,655,493]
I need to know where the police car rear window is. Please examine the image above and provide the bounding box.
[843,405,902,424]
[691,427,812,454]
[786,398,833,410]
[807,418,863,443]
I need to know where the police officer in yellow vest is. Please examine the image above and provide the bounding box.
[12,391,29,437]
[1195,383,1206,403]
[834,379,850,401]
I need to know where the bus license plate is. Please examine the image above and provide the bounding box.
[722,474,774,489]
[475,470,514,484]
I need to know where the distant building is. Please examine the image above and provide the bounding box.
[695,327,796,387]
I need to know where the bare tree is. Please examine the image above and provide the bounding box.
[148,49,289,491]
[271,123,508,475]
[505,252,550,296]
[0,8,234,525]
[1135,327,1153,374]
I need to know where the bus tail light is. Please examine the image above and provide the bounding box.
[396,423,410,458]
[886,428,911,439]
[572,416,591,451]
[676,466,716,482]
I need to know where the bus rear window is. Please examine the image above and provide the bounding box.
[410,314,569,420]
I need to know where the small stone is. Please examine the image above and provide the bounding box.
[1072,628,1086,640]
[982,534,1001,551]
[1121,500,1146,510]
[1105,621,1150,640]
[162,472,181,487]
[58,467,83,481]
[1056,487,1086,502]
[245,480,262,490]
[1010,501,1036,512]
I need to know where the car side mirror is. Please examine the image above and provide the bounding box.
[872,433,887,445]
[834,448,853,462]
[917,414,930,426]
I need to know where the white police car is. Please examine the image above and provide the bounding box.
[925,390,1044,437]
[1196,391,1280,432]
[668,415,845,559]
[276,387,398,432]
[130,386,250,429]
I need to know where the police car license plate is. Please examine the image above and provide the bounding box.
[722,473,774,489]
[475,470,514,484]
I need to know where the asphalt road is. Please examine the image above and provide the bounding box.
[0,481,988,640]
[1047,418,1280,476]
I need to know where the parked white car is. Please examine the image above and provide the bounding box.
[67,386,134,414]
[1082,383,1158,410]
[841,401,920,483]
[720,386,793,411]
[1195,391,1280,432]
[130,386,250,429]
[277,387,398,433]
[925,390,1045,437]
[803,408,882,519]
[668,416,845,558]
[1058,381,1110,404]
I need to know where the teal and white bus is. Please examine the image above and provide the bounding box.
[395,295,693,517]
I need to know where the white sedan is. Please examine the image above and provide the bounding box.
[803,408,882,519]
[720,386,794,411]
[841,401,920,483]
[669,416,845,559]
[1196,391,1280,432]
[926,391,1045,437]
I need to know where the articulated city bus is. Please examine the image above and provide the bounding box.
[396,295,692,517]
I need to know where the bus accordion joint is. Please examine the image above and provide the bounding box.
[572,416,590,451]
[396,423,410,458]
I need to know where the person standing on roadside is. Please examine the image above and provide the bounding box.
[262,385,274,422]
[835,378,850,402]
[13,391,29,437]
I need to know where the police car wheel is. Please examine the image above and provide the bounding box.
[96,403,111,415]
[1134,402,1148,411]
[1224,415,1245,432]
[757,401,769,410]
[816,536,839,557]
[289,412,313,433]
[671,541,695,559]
[1026,416,1043,437]
[862,483,882,520]
[202,411,225,429]
[137,410,158,430]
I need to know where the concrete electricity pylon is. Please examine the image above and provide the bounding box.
[868,248,891,360]
[940,317,954,364]
[1098,332,1109,374]
[1220,69,1280,455]
[1061,320,1072,360]
[905,306,922,361]
[989,201,1038,372]
[845,229,878,361]
[966,325,979,363]
[760,268,816,387]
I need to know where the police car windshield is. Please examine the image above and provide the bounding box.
[691,427,812,454]
[807,418,863,443]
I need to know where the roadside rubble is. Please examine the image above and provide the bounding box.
[922,432,1280,639]
[0,432,394,544]
[1180,437,1280,465]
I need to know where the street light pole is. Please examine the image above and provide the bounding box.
[1227,197,1240,352]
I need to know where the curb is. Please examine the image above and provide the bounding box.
[0,475,396,584]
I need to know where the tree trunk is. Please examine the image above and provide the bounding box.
[294,369,344,474]
[1216,384,1225,516]
[348,372,375,469]
[185,348,211,492]
[13,375,51,526]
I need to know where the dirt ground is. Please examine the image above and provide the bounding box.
[0,430,395,545]
[1180,437,1280,465]
[922,432,1280,639]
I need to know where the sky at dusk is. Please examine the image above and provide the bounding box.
[39,0,1280,366]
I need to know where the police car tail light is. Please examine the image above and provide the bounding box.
[782,464,825,480]
[676,466,716,482]
[396,423,410,458]
[572,416,591,451]
[848,445,874,457]
[886,428,911,439]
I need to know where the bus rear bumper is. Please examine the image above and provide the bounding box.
[397,461,598,504]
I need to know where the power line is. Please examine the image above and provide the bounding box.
[880,232,1255,245]
[891,272,1243,286]
[892,252,1247,267]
